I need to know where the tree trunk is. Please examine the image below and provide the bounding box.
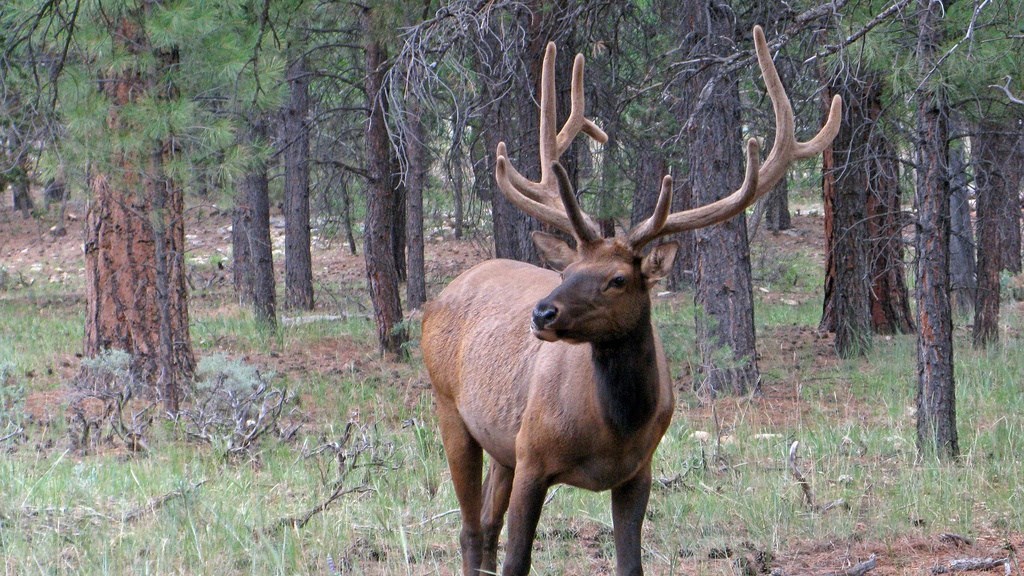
[914,0,958,460]
[340,174,358,255]
[390,154,408,283]
[450,139,466,240]
[820,76,874,357]
[283,53,314,311]
[6,131,33,219]
[405,92,428,310]
[238,115,277,328]
[84,12,194,411]
[363,11,407,357]
[11,179,32,219]
[971,120,1015,348]
[999,120,1024,274]
[479,15,541,264]
[232,189,255,305]
[685,3,759,396]
[865,128,914,335]
[764,177,791,232]
[948,144,976,317]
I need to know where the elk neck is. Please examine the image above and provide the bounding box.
[589,303,660,436]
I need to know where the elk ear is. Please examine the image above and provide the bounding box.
[532,231,577,272]
[641,242,679,287]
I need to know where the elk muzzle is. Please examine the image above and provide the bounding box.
[530,300,560,341]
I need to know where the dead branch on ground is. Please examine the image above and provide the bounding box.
[121,480,207,524]
[271,421,394,533]
[824,554,877,576]
[274,483,373,531]
[788,440,849,514]
[931,557,1010,574]
[0,425,24,444]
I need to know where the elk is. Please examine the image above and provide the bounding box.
[421,26,841,576]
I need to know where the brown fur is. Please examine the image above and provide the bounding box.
[422,241,676,576]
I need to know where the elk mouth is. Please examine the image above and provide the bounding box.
[530,319,560,342]
[531,322,585,344]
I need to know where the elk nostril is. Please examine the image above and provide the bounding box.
[532,303,558,328]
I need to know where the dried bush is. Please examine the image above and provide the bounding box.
[0,363,25,447]
[180,354,297,460]
[68,349,154,453]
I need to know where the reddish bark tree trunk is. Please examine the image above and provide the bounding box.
[232,192,254,305]
[822,74,912,339]
[84,14,194,411]
[914,0,958,459]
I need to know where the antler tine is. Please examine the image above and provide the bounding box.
[648,25,842,238]
[494,42,605,239]
[553,162,600,244]
[627,175,674,249]
[753,25,841,190]
[556,54,609,157]
[496,153,578,235]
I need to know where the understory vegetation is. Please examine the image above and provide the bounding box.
[2,214,1023,575]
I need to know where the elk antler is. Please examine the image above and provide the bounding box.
[495,42,609,239]
[628,25,843,251]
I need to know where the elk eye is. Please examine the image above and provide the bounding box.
[608,275,627,290]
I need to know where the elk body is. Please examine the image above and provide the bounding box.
[421,26,841,576]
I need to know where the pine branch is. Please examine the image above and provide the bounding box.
[805,0,915,64]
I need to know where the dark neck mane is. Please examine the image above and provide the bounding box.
[590,310,660,436]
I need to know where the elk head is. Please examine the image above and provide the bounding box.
[496,26,841,344]
[528,163,679,345]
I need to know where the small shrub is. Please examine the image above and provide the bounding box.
[181,354,297,459]
[0,363,25,420]
[0,363,26,447]
[68,349,153,453]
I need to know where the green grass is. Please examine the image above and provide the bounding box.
[3,260,1024,574]
[0,295,83,384]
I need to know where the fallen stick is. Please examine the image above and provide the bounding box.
[0,426,23,444]
[121,480,207,524]
[274,483,372,531]
[937,532,973,547]
[825,554,877,576]
[931,557,1009,574]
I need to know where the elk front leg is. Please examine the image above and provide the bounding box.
[611,466,653,576]
[500,467,549,576]
[481,460,514,573]
[435,402,485,575]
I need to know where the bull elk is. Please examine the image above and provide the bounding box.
[421,26,841,575]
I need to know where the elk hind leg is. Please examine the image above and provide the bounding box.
[480,459,514,572]
[436,402,485,575]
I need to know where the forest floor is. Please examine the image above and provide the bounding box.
[2,202,1022,575]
